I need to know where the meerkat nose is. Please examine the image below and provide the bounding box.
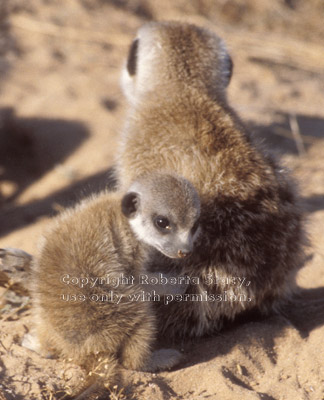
[178,250,190,258]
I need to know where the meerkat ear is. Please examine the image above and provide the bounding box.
[121,38,140,104]
[127,38,139,76]
[225,54,233,86]
[121,192,140,218]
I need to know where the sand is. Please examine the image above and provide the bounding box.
[0,1,324,399]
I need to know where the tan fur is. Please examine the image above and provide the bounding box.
[1,172,200,399]
[117,21,305,340]
[32,193,151,363]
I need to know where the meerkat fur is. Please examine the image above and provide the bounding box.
[117,21,305,340]
[0,172,201,399]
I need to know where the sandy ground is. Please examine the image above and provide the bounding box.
[0,1,324,399]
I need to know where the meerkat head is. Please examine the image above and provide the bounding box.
[121,21,233,105]
[121,173,201,259]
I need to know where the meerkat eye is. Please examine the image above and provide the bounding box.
[154,216,172,232]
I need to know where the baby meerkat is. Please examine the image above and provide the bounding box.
[117,21,305,340]
[0,172,200,399]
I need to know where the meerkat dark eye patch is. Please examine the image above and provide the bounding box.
[127,38,139,76]
[121,192,139,218]
[154,216,171,233]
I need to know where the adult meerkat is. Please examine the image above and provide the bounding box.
[117,21,305,340]
[0,172,200,399]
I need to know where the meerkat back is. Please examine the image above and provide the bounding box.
[117,21,236,192]
[117,21,305,340]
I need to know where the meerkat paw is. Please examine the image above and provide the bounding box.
[144,348,183,372]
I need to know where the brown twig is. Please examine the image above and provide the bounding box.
[1,300,30,322]
[289,113,306,156]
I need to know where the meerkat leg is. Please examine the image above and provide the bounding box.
[119,314,155,371]
[119,315,183,372]
[121,330,182,372]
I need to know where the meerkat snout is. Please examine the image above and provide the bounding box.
[121,173,201,259]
